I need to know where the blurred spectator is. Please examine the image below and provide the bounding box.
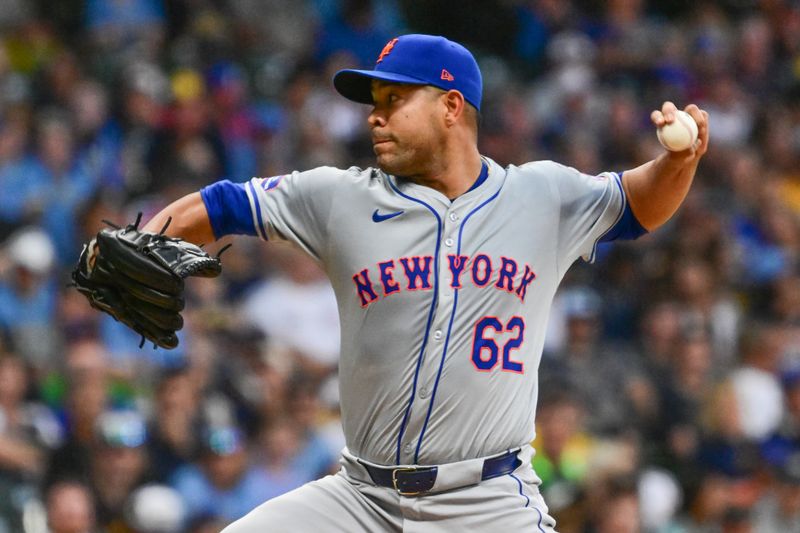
[724,148,764,217]
[206,62,259,180]
[733,199,800,286]
[735,16,775,97]
[147,366,206,483]
[0,227,58,368]
[242,246,340,379]
[148,68,227,194]
[540,286,645,436]
[584,474,640,533]
[198,326,275,433]
[301,55,370,163]
[69,79,125,193]
[649,329,714,490]
[86,0,166,66]
[45,481,96,533]
[592,0,661,84]
[281,380,338,480]
[0,354,61,530]
[637,300,683,382]
[729,323,785,441]
[527,29,599,150]
[671,257,741,364]
[118,61,168,194]
[46,340,113,487]
[258,417,319,495]
[531,387,595,530]
[89,410,151,531]
[38,50,83,109]
[696,381,762,510]
[170,426,274,525]
[699,74,755,148]
[27,109,97,264]
[600,89,646,174]
[513,0,574,71]
[0,117,35,233]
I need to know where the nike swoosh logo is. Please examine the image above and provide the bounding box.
[372,209,404,223]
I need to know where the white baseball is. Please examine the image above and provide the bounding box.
[657,110,699,152]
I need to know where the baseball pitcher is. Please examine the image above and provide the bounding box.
[73,34,709,532]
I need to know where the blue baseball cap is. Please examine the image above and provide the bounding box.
[334,34,483,111]
[203,426,244,456]
[96,410,147,448]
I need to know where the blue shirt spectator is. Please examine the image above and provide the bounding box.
[170,427,280,524]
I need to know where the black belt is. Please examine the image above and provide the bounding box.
[361,450,522,496]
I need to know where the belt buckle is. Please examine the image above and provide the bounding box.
[392,467,422,496]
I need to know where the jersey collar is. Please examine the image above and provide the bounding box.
[463,159,489,196]
[387,156,503,208]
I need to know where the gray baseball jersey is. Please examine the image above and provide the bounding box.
[241,156,624,467]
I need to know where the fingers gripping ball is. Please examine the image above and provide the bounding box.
[657,110,699,152]
[71,214,227,349]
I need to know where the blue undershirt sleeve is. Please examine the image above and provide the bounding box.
[599,172,648,242]
[200,179,257,239]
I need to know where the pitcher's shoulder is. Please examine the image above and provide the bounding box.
[289,165,379,190]
[509,160,571,180]
[500,160,574,191]
[299,165,371,179]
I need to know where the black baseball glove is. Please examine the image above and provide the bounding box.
[71,214,226,349]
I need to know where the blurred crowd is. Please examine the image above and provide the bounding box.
[0,0,799,532]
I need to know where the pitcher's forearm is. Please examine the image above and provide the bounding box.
[622,152,698,231]
[142,192,217,244]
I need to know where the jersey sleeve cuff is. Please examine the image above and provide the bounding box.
[200,179,258,239]
[598,172,648,244]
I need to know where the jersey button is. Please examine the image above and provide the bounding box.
[433,330,443,341]
[404,443,413,454]
[419,386,429,398]
[445,238,454,247]
[449,212,458,221]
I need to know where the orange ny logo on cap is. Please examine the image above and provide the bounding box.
[377,38,399,63]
